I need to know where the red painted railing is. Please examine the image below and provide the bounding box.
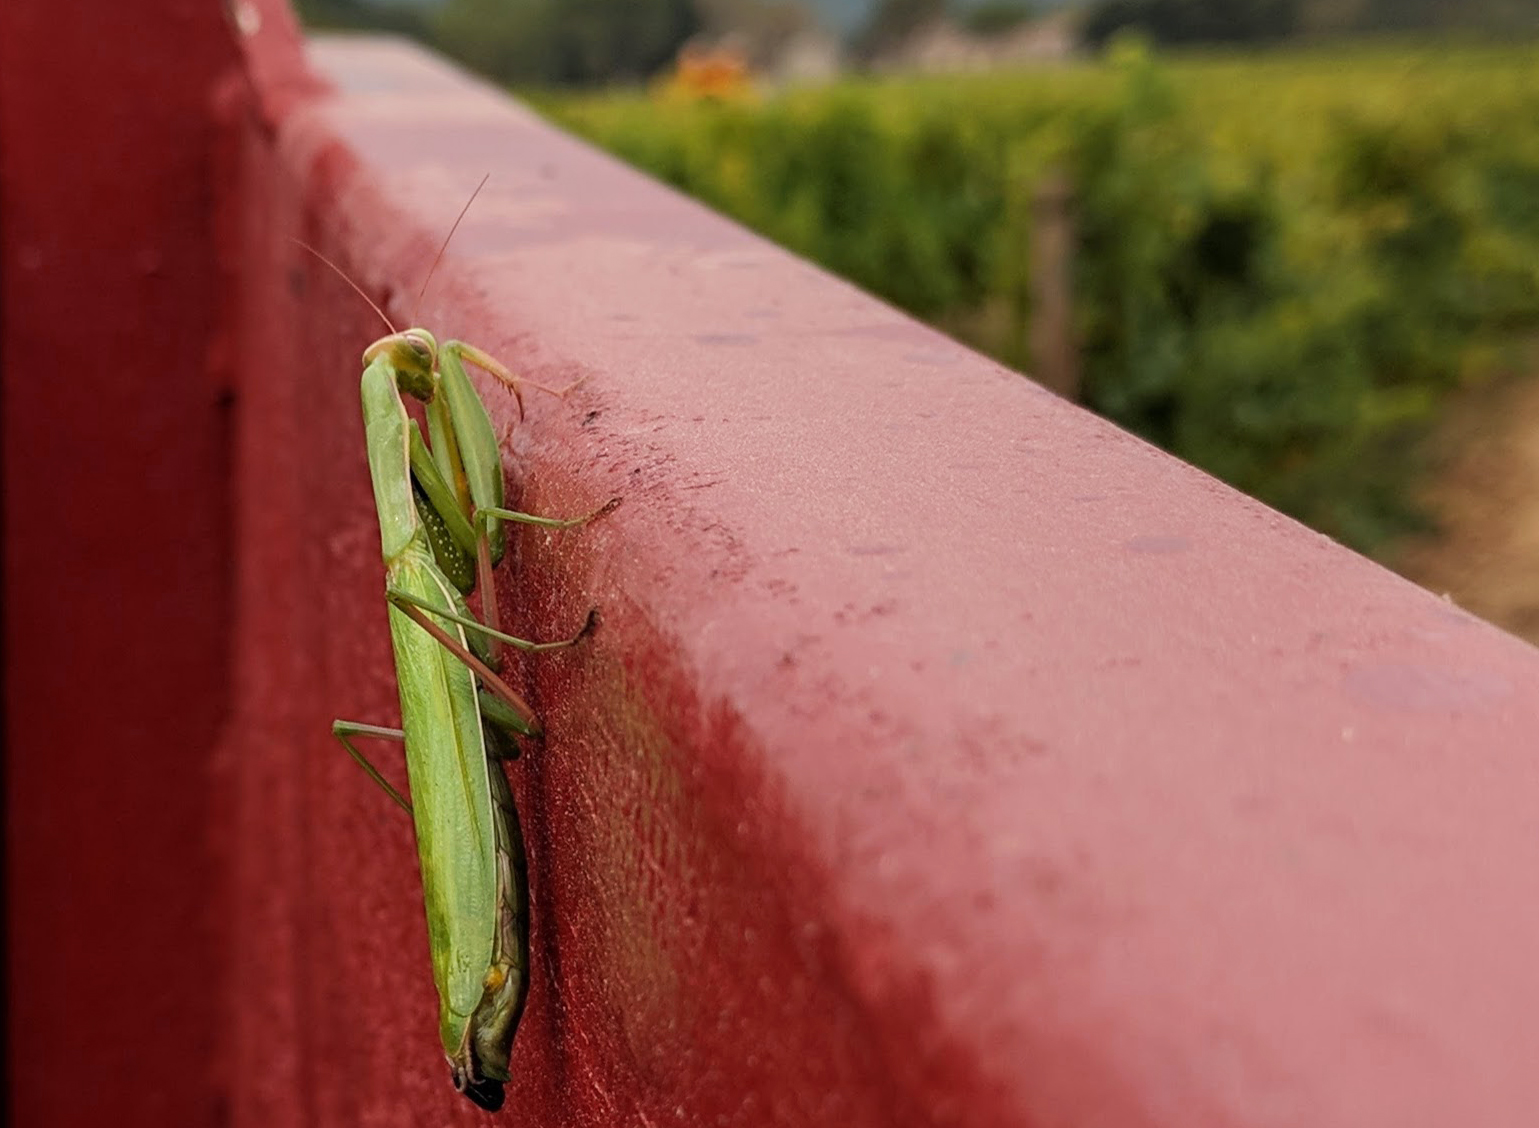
[9,2,1539,1125]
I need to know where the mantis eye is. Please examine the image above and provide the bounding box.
[403,332,435,365]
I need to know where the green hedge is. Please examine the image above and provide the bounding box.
[543,42,1539,550]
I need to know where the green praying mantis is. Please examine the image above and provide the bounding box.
[323,186,615,1111]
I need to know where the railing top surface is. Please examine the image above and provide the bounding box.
[276,34,1539,1126]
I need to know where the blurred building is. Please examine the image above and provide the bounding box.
[872,10,1078,73]
[770,26,843,83]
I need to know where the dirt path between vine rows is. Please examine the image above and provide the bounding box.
[1390,370,1539,649]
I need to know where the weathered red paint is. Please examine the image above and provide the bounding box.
[9,6,1539,1126]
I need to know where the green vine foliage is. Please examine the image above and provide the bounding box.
[546,42,1539,551]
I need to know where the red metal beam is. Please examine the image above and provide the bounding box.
[10,4,1539,1125]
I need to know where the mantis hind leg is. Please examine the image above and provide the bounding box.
[331,721,412,813]
[331,688,531,814]
[385,592,573,738]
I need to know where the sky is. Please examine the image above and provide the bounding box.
[813,1,1075,34]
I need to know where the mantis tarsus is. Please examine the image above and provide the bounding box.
[324,185,615,1110]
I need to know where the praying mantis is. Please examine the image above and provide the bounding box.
[324,185,615,1111]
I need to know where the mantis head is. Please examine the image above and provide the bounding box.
[364,328,439,403]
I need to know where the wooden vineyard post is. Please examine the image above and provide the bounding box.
[1030,169,1079,399]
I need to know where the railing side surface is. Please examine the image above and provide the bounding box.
[11,2,1539,1124]
[1,1,253,1124]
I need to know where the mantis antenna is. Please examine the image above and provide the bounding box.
[412,174,491,326]
[293,172,489,336]
[293,239,397,336]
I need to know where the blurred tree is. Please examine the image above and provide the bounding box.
[1296,0,1369,34]
[962,1,1039,35]
[294,0,431,34]
[434,0,700,85]
[853,0,949,59]
[697,0,819,37]
[1357,0,1539,31]
[432,0,549,83]
[1301,0,1539,33]
[1081,0,1300,48]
